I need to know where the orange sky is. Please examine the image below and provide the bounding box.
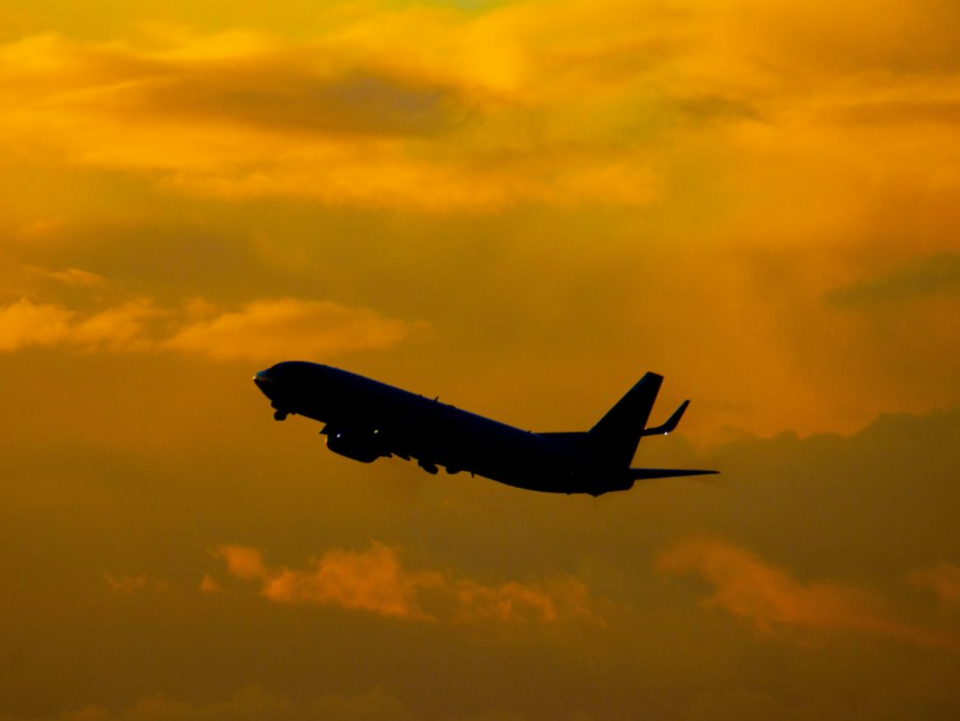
[1,2,959,720]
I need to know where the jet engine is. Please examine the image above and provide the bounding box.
[321,424,389,463]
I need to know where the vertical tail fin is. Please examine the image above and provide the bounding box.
[588,372,662,468]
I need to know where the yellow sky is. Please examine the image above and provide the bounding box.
[1,1,959,720]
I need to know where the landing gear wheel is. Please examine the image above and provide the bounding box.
[274,410,288,421]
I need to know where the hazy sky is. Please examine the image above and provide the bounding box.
[1,1,959,720]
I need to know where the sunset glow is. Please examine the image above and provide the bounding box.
[1,1,959,719]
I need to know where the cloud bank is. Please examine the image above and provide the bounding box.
[0,297,422,362]
[216,541,602,624]
[657,537,957,651]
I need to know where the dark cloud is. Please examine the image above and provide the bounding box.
[826,253,960,306]
[110,63,469,138]
[674,95,764,125]
[7,216,326,304]
[0,33,469,140]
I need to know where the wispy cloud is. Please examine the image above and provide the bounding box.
[657,537,957,650]
[0,297,422,361]
[215,542,603,625]
[0,298,159,353]
[217,542,437,620]
[0,24,668,212]
[35,267,106,288]
[163,298,423,363]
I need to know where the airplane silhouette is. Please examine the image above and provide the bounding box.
[254,362,717,496]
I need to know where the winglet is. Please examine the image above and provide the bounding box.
[640,400,689,437]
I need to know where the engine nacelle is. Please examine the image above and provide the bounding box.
[322,424,388,463]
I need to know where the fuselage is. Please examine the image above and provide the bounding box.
[253,361,632,495]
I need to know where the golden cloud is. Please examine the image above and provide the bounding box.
[163,298,422,363]
[657,537,956,650]
[216,541,602,624]
[198,574,223,595]
[250,542,438,620]
[0,297,420,361]
[450,575,597,624]
[217,544,269,581]
[0,12,675,211]
[0,298,158,353]
[1,1,959,216]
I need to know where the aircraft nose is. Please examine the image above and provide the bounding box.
[253,369,274,392]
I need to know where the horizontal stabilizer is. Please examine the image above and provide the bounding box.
[628,468,719,480]
[640,400,689,437]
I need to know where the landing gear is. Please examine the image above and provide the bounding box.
[273,410,288,421]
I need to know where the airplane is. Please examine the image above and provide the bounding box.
[253,361,717,496]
